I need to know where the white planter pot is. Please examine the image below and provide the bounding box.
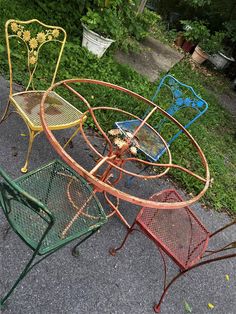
[82,24,115,58]
[209,52,235,70]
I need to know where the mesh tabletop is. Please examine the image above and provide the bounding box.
[11,91,83,129]
[115,120,166,161]
[136,190,210,270]
[9,160,106,254]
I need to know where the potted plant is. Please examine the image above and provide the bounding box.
[180,20,209,53]
[81,5,123,58]
[192,31,226,65]
[174,31,185,47]
[207,30,235,69]
[209,50,235,70]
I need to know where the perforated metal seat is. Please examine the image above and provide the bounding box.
[12,160,105,254]
[115,120,165,161]
[136,190,209,270]
[11,91,83,130]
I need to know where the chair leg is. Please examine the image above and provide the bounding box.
[72,229,99,257]
[63,127,80,149]
[21,130,39,173]
[154,250,236,313]
[153,269,186,313]
[102,142,108,155]
[109,222,136,256]
[157,247,167,291]
[0,100,11,124]
[0,250,39,309]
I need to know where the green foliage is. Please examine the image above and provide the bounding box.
[181,0,211,8]
[199,31,225,54]
[180,20,209,43]
[0,0,235,213]
[0,0,84,37]
[124,8,161,41]
[81,2,161,48]
[224,20,236,43]
[151,19,178,45]
[158,0,236,54]
[180,19,227,54]
[81,7,124,40]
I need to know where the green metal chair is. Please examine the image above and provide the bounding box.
[0,159,107,308]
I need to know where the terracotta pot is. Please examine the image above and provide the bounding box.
[174,33,185,47]
[191,45,208,64]
[182,40,196,53]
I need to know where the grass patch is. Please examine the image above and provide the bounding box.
[0,3,235,213]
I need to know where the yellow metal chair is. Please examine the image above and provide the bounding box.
[0,19,83,173]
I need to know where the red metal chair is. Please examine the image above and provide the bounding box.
[110,189,236,312]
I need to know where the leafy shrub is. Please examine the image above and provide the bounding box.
[199,31,225,54]
[180,20,209,43]
[81,1,161,49]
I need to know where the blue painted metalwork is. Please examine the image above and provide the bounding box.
[115,74,208,161]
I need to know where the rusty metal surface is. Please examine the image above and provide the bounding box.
[40,78,210,215]
[12,91,83,129]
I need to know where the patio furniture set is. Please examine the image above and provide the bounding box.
[0,19,235,313]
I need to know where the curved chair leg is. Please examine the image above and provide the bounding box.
[109,222,136,256]
[21,130,40,173]
[153,269,186,313]
[0,100,11,124]
[72,229,99,257]
[63,127,80,149]
[153,251,236,313]
[157,247,167,291]
[64,116,87,149]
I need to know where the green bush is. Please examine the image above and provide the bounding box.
[81,1,161,48]
[199,31,225,54]
[180,20,210,43]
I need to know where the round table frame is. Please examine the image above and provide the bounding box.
[40,78,210,226]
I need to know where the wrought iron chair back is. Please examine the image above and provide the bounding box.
[0,160,107,309]
[5,19,66,94]
[150,74,208,152]
[1,19,84,173]
[115,74,208,162]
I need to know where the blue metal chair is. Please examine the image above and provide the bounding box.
[115,74,208,163]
